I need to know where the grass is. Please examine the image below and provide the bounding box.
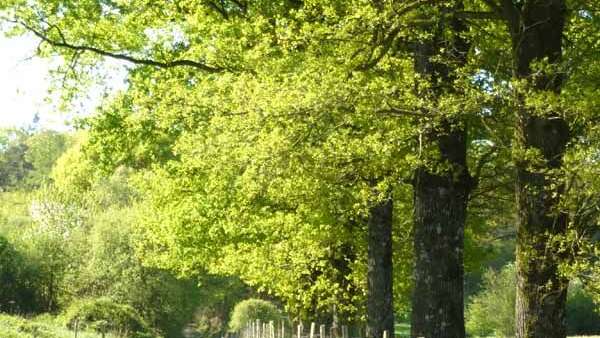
[0,313,118,338]
[393,322,600,338]
[394,323,410,337]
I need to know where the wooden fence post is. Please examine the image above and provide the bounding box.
[298,323,303,338]
[382,330,388,338]
[319,324,326,338]
[310,322,316,338]
[341,325,348,338]
[281,321,285,338]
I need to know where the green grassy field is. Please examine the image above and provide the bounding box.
[0,314,118,338]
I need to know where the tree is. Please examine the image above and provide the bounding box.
[481,1,569,336]
[2,1,422,330]
[409,3,474,337]
[6,2,600,337]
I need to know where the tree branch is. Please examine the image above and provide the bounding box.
[15,20,224,73]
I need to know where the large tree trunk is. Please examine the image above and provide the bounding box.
[410,3,471,337]
[509,1,570,337]
[411,127,471,338]
[367,197,394,338]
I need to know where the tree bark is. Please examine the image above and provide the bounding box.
[411,128,471,338]
[367,196,394,338]
[410,3,471,337]
[509,1,570,337]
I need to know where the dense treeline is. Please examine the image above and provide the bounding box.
[0,128,250,337]
[1,1,600,338]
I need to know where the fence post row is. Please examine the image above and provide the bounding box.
[238,322,393,338]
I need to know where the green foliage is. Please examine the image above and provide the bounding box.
[465,263,515,337]
[50,132,96,194]
[0,128,69,190]
[566,281,600,336]
[0,235,27,312]
[0,136,203,337]
[0,313,59,338]
[466,263,600,337]
[0,313,128,338]
[184,276,249,338]
[24,130,70,188]
[2,0,600,335]
[0,191,32,233]
[228,299,284,332]
[63,298,156,337]
[0,129,33,190]
[0,314,119,338]
[0,234,50,314]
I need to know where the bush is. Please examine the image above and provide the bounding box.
[63,298,157,337]
[228,299,283,332]
[466,263,600,337]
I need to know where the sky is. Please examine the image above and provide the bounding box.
[0,32,127,131]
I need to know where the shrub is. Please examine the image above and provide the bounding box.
[228,299,283,332]
[63,298,156,337]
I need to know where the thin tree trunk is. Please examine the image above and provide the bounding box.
[367,196,394,338]
[509,1,570,337]
[410,3,471,337]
